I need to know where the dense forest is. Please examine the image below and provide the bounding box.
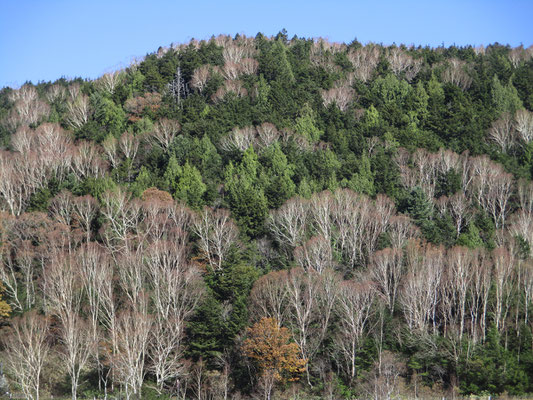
[1,31,533,399]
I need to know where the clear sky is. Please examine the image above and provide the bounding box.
[1,0,532,88]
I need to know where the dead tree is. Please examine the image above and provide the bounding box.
[167,66,189,105]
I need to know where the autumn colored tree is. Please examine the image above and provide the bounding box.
[0,281,11,319]
[243,317,306,400]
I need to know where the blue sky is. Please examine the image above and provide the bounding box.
[1,0,532,88]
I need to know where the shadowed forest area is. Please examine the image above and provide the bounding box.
[1,32,533,399]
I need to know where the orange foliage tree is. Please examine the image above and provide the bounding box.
[243,317,306,400]
[0,282,11,319]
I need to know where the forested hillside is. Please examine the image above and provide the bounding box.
[1,32,533,399]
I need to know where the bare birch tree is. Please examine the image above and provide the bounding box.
[144,239,205,391]
[442,59,472,91]
[514,109,533,144]
[114,309,152,400]
[249,270,290,325]
[335,280,375,379]
[2,312,50,400]
[400,241,444,333]
[66,94,91,130]
[192,207,238,271]
[190,65,211,92]
[492,247,516,332]
[43,251,92,400]
[369,247,403,312]
[151,119,181,151]
[321,87,355,111]
[347,46,380,82]
[268,196,309,254]
[387,215,420,249]
[294,235,334,274]
[488,112,514,152]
